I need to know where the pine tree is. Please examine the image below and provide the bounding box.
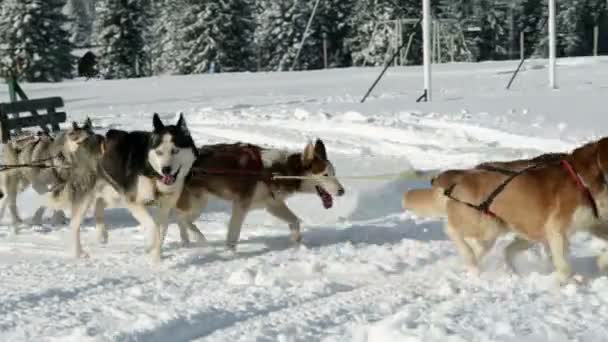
[314,0,356,68]
[0,0,74,82]
[255,0,321,71]
[151,0,185,75]
[94,0,152,79]
[471,0,510,61]
[347,0,401,66]
[66,0,95,46]
[438,0,477,62]
[178,0,255,74]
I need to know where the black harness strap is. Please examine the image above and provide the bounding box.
[476,164,519,176]
[444,163,542,218]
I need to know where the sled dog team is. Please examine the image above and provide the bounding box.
[3,113,608,283]
[0,114,345,263]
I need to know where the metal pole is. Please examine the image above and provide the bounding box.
[520,31,525,60]
[548,0,557,89]
[322,32,328,69]
[291,0,321,71]
[422,0,432,101]
[594,25,599,56]
[437,22,442,63]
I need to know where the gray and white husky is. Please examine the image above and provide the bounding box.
[173,139,345,250]
[0,120,94,233]
[49,114,197,262]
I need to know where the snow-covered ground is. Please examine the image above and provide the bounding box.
[1,57,608,341]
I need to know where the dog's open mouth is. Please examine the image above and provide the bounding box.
[316,186,333,209]
[161,167,181,186]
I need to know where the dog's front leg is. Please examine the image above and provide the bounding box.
[94,198,108,244]
[546,228,572,284]
[176,210,207,247]
[5,174,23,231]
[71,194,95,258]
[125,202,162,263]
[266,201,302,244]
[226,201,250,251]
[157,204,171,247]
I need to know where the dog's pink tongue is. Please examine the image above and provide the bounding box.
[162,175,175,185]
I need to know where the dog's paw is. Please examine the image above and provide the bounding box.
[74,248,90,259]
[466,265,481,277]
[96,227,109,245]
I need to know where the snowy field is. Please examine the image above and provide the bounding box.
[2,57,608,341]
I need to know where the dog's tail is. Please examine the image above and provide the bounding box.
[402,169,469,218]
[402,187,449,218]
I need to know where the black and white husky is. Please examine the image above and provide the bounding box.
[49,114,197,262]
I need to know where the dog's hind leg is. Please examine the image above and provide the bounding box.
[466,238,495,262]
[445,221,479,275]
[70,194,95,258]
[0,174,8,223]
[226,201,250,251]
[504,237,533,274]
[51,210,68,226]
[266,201,302,244]
[31,206,46,226]
[589,224,608,272]
[94,199,108,244]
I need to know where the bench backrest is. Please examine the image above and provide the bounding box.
[0,97,67,142]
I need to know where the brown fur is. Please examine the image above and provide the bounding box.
[175,140,344,249]
[443,140,608,282]
[178,144,309,209]
[402,152,566,219]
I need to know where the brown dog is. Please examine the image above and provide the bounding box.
[402,153,566,219]
[439,139,608,283]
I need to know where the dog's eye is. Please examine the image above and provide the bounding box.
[171,148,179,155]
[156,150,163,156]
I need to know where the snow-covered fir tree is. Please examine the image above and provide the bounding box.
[178,0,255,74]
[255,0,321,71]
[66,0,95,46]
[314,0,356,68]
[94,0,152,79]
[348,0,429,66]
[151,0,185,75]
[472,0,510,61]
[0,0,74,82]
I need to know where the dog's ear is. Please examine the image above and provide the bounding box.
[314,139,327,161]
[302,141,315,166]
[153,113,164,131]
[83,117,93,131]
[177,113,190,136]
[72,121,79,130]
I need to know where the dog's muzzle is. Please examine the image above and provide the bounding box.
[161,166,181,186]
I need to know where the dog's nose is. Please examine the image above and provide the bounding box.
[161,166,172,175]
[338,188,345,196]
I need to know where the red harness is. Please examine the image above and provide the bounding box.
[560,160,599,218]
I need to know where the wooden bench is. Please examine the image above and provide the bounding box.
[0,97,67,142]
